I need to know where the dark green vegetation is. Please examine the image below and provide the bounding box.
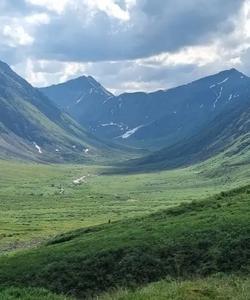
[101,276,250,300]
[0,185,249,298]
[0,287,71,300]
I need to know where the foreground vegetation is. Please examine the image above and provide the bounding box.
[101,276,250,300]
[0,287,71,300]
[0,185,249,298]
[0,276,249,300]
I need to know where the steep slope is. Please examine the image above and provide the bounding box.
[40,76,114,129]
[41,69,250,149]
[128,99,250,171]
[0,60,114,162]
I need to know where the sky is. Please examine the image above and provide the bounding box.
[0,0,250,94]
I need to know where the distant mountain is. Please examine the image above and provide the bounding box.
[41,69,250,150]
[40,76,113,127]
[0,60,116,162]
[125,99,250,171]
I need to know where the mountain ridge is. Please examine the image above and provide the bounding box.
[40,68,250,151]
[0,60,118,162]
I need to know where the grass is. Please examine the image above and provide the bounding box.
[0,155,249,253]
[0,276,249,300]
[100,275,250,300]
[1,152,250,253]
[0,185,249,298]
[0,287,72,300]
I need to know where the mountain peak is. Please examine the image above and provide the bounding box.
[219,68,247,78]
[0,60,12,73]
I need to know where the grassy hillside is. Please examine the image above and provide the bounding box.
[0,276,249,300]
[0,185,249,298]
[0,287,71,300]
[101,276,250,300]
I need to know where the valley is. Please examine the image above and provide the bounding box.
[0,60,249,300]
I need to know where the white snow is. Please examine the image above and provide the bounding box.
[103,96,114,104]
[84,148,89,154]
[101,122,117,127]
[72,145,76,149]
[121,125,144,139]
[217,77,229,85]
[55,149,60,152]
[210,77,229,89]
[33,142,42,154]
[100,122,127,131]
[228,94,233,101]
[213,86,223,108]
[76,94,85,104]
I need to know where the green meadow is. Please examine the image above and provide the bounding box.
[1,153,249,253]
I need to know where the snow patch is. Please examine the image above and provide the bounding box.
[213,86,223,108]
[100,122,127,131]
[121,125,144,139]
[76,94,85,104]
[217,77,229,85]
[210,77,229,89]
[84,148,89,154]
[33,142,42,154]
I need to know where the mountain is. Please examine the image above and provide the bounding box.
[125,98,250,171]
[39,76,114,130]
[40,69,250,150]
[0,60,116,162]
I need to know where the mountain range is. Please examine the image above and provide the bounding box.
[0,58,249,168]
[41,69,250,151]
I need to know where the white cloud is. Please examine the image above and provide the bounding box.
[85,0,132,21]
[138,45,220,68]
[2,24,34,46]
[26,0,70,14]
[25,13,50,25]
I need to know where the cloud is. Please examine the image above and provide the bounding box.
[1,0,250,93]
[2,24,34,46]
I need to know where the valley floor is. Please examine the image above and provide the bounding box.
[0,155,249,253]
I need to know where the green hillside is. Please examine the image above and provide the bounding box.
[100,276,250,300]
[0,184,249,298]
[0,60,124,162]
